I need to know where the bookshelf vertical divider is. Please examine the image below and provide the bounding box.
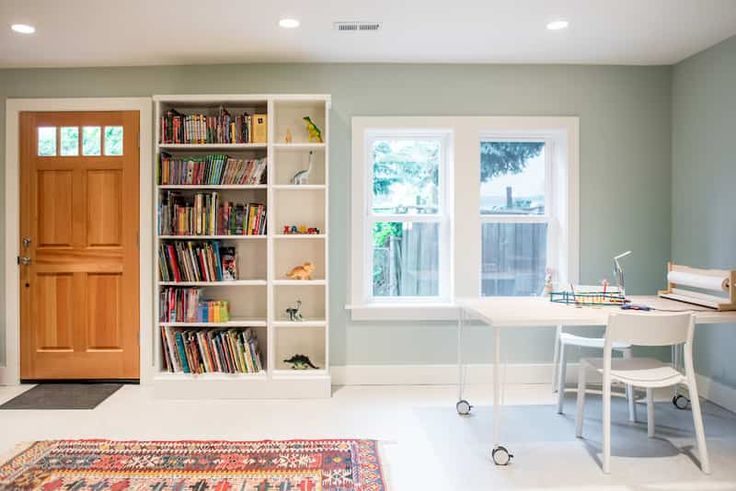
[152,94,331,399]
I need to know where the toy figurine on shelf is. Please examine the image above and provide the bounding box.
[283,354,319,370]
[290,150,314,185]
[286,262,314,280]
[284,128,293,144]
[285,300,304,321]
[282,225,321,235]
[302,116,323,143]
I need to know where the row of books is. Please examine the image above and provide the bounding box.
[158,241,237,283]
[159,108,267,144]
[158,154,267,186]
[159,191,267,236]
[161,326,263,374]
[159,287,231,323]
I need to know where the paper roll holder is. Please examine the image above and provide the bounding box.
[658,262,736,311]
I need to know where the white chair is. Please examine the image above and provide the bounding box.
[575,311,709,474]
[554,327,636,421]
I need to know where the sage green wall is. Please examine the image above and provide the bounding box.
[0,63,672,367]
[672,36,736,389]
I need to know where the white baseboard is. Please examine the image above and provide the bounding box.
[332,363,736,412]
[696,374,736,413]
[331,363,560,386]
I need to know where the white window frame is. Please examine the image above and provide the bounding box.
[348,116,578,321]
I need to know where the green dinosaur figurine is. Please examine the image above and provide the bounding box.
[283,354,320,370]
[302,116,323,143]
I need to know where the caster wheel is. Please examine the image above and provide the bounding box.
[456,400,472,415]
[491,446,513,466]
[673,394,690,410]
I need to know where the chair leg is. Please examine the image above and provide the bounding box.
[646,388,655,438]
[556,343,568,414]
[552,325,562,393]
[575,361,587,438]
[622,348,636,422]
[688,381,711,474]
[602,375,612,474]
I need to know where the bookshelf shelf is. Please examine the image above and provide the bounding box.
[274,234,326,240]
[158,185,268,190]
[160,319,268,328]
[154,94,330,399]
[159,143,267,150]
[272,321,327,328]
[272,279,327,286]
[159,235,266,240]
[272,143,326,151]
[159,280,267,287]
[271,184,326,191]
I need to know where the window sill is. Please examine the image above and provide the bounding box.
[345,303,460,321]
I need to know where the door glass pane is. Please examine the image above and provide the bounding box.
[82,126,101,156]
[371,139,440,215]
[104,126,123,156]
[372,221,439,297]
[60,127,79,156]
[481,222,547,296]
[480,141,545,215]
[37,127,56,156]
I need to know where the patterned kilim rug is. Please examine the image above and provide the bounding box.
[0,439,386,490]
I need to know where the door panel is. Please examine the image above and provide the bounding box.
[20,111,140,380]
[37,170,74,247]
[87,170,123,246]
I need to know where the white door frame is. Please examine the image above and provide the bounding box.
[2,98,154,385]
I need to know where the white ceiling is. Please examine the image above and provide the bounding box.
[2,0,736,68]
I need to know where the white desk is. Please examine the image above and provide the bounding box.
[456,295,736,465]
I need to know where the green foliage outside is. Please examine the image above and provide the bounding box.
[480,142,544,181]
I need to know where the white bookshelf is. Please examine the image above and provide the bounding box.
[153,94,330,399]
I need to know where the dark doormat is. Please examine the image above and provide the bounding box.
[0,383,123,410]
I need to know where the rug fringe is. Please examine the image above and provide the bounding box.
[0,441,35,468]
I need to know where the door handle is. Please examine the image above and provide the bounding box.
[18,256,32,266]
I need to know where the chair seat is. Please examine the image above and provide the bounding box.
[582,357,686,388]
[559,333,631,350]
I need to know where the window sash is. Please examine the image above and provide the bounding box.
[365,132,451,302]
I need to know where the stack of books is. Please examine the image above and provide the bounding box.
[158,241,237,282]
[161,327,263,374]
[158,154,267,186]
[158,191,267,236]
[159,288,231,323]
[159,107,267,144]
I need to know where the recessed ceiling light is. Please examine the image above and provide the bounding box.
[546,20,569,31]
[11,23,36,34]
[279,18,300,29]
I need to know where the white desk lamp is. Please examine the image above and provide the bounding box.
[613,250,632,297]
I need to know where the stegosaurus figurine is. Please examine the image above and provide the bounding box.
[283,354,320,370]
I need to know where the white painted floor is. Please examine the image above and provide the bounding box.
[1,383,735,490]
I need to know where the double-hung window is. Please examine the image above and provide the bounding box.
[363,132,451,302]
[479,138,551,296]
[350,117,578,320]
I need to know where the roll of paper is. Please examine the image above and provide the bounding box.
[667,271,729,292]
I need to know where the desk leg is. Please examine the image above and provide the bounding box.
[456,309,472,415]
[491,325,513,465]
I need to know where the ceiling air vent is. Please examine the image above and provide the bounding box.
[334,21,382,32]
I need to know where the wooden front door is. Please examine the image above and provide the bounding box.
[19,111,140,380]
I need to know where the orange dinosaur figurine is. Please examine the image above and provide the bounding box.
[286,262,314,280]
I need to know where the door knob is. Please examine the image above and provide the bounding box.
[18,256,32,265]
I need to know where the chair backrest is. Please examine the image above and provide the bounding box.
[605,311,694,347]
